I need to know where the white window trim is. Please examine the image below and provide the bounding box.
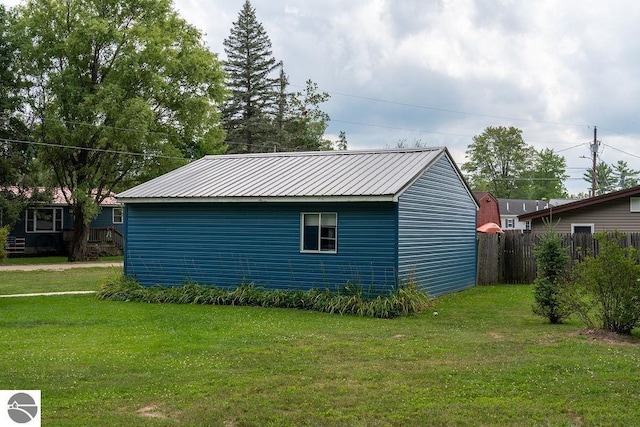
[300,212,338,254]
[631,197,640,212]
[571,223,594,234]
[25,207,64,233]
[112,207,124,224]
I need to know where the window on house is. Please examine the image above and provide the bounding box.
[524,221,531,231]
[572,224,594,234]
[505,218,515,229]
[113,207,123,224]
[301,213,337,253]
[631,197,640,212]
[26,207,63,232]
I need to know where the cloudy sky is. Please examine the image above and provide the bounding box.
[4,0,640,195]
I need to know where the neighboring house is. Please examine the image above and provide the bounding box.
[3,188,124,256]
[519,186,640,234]
[117,148,479,296]
[498,198,550,231]
[474,192,501,228]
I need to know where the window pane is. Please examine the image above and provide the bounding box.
[320,237,336,251]
[573,226,592,234]
[321,213,336,226]
[36,210,54,231]
[303,225,319,250]
[55,208,62,231]
[304,214,319,226]
[26,209,35,232]
[113,208,123,223]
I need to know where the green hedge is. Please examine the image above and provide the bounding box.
[97,275,432,319]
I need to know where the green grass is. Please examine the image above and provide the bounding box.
[0,268,119,295]
[1,279,639,425]
[1,255,123,265]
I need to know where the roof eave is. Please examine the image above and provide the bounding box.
[118,195,397,204]
[519,186,640,220]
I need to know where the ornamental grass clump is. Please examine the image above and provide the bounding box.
[97,275,432,318]
[565,231,640,335]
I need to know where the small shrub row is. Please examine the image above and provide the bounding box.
[96,275,432,319]
[532,230,640,335]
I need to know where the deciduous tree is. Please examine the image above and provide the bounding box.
[12,0,226,261]
[0,4,40,230]
[462,126,535,198]
[526,148,568,199]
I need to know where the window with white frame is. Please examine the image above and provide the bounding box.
[572,223,594,234]
[524,220,531,231]
[505,218,515,229]
[301,213,337,253]
[631,197,640,212]
[112,207,123,224]
[26,207,63,232]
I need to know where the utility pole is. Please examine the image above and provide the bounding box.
[590,126,599,197]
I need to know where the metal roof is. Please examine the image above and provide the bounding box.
[117,148,452,203]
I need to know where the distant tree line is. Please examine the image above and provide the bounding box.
[462,125,638,200]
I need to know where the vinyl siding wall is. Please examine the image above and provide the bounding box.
[124,202,398,293]
[8,206,123,254]
[531,197,640,233]
[397,155,477,296]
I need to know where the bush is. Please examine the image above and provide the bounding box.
[532,229,571,324]
[97,275,432,319]
[565,231,640,335]
[0,227,8,262]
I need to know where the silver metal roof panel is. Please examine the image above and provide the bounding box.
[117,148,449,202]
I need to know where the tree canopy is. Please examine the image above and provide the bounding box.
[462,126,567,199]
[0,4,40,229]
[10,0,226,260]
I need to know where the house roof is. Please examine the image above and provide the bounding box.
[118,147,473,203]
[474,192,497,203]
[4,187,119,206]
[518,185,640,220]
[498,198,549,217]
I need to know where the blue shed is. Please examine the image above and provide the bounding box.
[117,148,478,296]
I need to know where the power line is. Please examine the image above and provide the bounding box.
[290,84,592,128]
[1,137,187,160]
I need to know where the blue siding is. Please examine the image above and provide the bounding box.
[92,207,125,235]
[124,202,398,293]
[397,155,477,296]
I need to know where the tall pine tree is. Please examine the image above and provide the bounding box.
[223,0,279,153]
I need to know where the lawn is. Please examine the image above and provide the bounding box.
[1,273,639,425]
[0,255,122,266]
[0,268,119,295]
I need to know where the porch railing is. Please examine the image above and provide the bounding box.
[88,227,124,250]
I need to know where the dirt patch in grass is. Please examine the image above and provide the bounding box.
[578,329,640,346]
[137,404,169,419]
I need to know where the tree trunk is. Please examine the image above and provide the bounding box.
[68,205,90,262]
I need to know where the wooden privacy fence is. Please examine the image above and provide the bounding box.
[476,231,640,285]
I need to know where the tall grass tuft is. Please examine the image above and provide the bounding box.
[97,275,432,318]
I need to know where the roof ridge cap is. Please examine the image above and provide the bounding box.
[202,147,444,160]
